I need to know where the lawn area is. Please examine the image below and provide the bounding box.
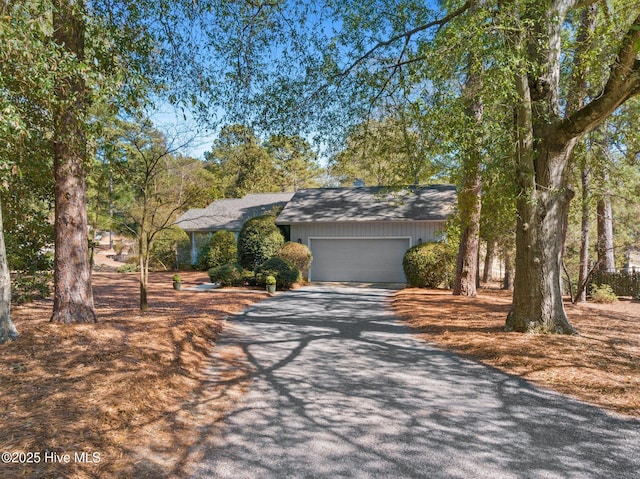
[0,271,264,479]
[393,288,640,418]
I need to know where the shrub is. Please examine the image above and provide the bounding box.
[403,242,454,288]
[590,283,618,303]
[237,215,284,270]
[117,263,137,273]
[208,263,244,287]
[255,257,300,289]
[275,242,312,278]
[240,269,257,286]
[196,230,238,271]
[11,272,52,305]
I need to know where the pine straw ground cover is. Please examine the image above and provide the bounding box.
[392,288,640,418]
[0,271,263,478]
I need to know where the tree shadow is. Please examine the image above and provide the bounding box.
[161,287,640,479]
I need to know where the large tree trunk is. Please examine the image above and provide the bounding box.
[505,5,640,334]
[575,167,590,303]
[503,249,514,291]
[50,0,96,324]
[506,144,577,334]
[453,53,483,297]
[0,200,19,343]
[597,196,615,272]
[482,239,496,283]
[505,69,577,334]
[453,163,482,296]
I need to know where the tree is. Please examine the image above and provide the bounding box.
[113,119,204,310]
[205,124,280,197]
[0,0,58,340]
[328,115,438,187]
[227,1,640,333]
[264,134,323,191]
[505,4,640,333]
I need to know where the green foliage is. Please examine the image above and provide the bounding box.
[237,215,285,270]
[590,284,618,304]
[240,268,257,286]
[204,125,281,197]
[208,262,244,287]
[264,134,323,191]
[196,230,238,271]
[403,242,454,288]
[148,227,189,271]
[117,263,137,273]
[329,116,439,186]
[255,257,300,290]
[274,242,312,278]
[172,274,182,283]
[204,125,325,196]
[264,275,276,285]
[11,272,52,305]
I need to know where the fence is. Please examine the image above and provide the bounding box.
[588,271,640,298]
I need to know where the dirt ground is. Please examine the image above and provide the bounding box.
[0,271,264,479]
[392,287,640,418]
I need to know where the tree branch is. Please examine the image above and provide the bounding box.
[559,13,640,140]
[336,1,473,79]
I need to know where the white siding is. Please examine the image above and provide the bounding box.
[290,221,445,246]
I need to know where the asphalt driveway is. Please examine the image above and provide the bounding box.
[188,286,640,479]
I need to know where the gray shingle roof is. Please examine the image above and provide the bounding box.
[275,185,457,223]
[175,193,295,232]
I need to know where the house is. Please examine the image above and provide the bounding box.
[275,185,457,283]
[622,249,640,273]
[175,192,295,265]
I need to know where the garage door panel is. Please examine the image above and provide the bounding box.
[310,238,409,283]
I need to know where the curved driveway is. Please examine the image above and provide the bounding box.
[189,286,640,479]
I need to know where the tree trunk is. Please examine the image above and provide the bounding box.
[503,249,514,291]
[505,6,640,332]
[139,236,148,311]
[505,70,576,334]
[0,200,18,343]
[50,0,96,324]
[482,239,496,283]
[597,196,615,272]
[575,167,590,303]
[453,54,483,297]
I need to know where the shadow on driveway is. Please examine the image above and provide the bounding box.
[188,286,640,479]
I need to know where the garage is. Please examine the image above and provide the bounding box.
[275,185,457,284]
[309,238,410,283]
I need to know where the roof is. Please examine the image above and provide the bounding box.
[275,185,457,223]
[175,193,295,232]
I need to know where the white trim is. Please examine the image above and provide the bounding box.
[308,235,412,246]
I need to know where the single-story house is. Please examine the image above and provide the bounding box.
[275,185,457,283]
[622,249,640,273]
[175,192,294,264]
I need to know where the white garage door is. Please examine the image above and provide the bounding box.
[309,238,410,283]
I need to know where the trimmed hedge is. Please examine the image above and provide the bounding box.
[403,242,453,288]
[275,242,312,278]
[207,262,244,287]
[255,257,301,290]
[197,230,238,271]
[237,215,285,270]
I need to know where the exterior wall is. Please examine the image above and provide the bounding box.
[623,250,640,273]
[290,221,446,247]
